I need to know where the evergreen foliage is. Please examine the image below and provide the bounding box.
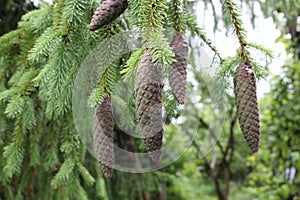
[223,0,249,61]
[0,0,273,199]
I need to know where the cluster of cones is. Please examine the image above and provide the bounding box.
[92,33,189,178]
[89,0,127,179]
[134,33,189,163]
[88,0,190,179]
[89,0,261,179]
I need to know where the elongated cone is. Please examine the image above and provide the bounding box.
[135,50,163,162]
[89,0,128,31]
[169,32,189,104]
[93,97,114,179]
[234,63,260,153]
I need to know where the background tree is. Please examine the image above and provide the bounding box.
[0,0,35,36]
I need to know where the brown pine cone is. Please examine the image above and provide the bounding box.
[169,32,189,104]
[89,0,128,31]
[93,97,114,178]
[234,63,260,153]
[135,49,163,162]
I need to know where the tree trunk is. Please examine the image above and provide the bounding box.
[211,168,228,200]
[224,166,230,198]
[155,180,167,200]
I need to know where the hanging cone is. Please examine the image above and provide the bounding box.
[89,0,128,31]
[93,97,114,179]
[234,63,260,153]
[135,49,163,162]
[169,32,189,104]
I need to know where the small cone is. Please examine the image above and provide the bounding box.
[234,63,260,153]
[169,32,189,104]
[135,50,163,162]
[89,0,128,31]
[93,97,114,178]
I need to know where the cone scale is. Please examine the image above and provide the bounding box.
[89,0,128,31]
[169,33,189,104]
[93,97,114,179]
[135,50,163,162]
[234,63,260,153]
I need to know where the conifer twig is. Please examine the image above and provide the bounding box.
[172,0,181,32]
[150,0,155,31]
[223,0,250,62]
[198,29,223,61]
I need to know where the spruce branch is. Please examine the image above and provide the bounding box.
[5,97,25,120]
[223,0,250,62]
[138,1,174,67]
[18,4,53,34]
[29,131,41,167]
[149,0,155,31]
[63,0,88,27]
[0,29,24,55]
[185,12,222,61]
[247,42,274,59]
[52,0,66,28]
[0,69,38,105]
[28,27,62,62]
[218,56,239,79]
[150,0,168,30]
[2,114,32,178]
[130,0,167,30]
[198,29,223,61]
[218,53,268,81]
[88,87,106,108]
[76,162,96,186]
[167,0,186,33]
[172,0,182,32]
[51,158,76,189]
[75,180,90,200]
[121,48,145,84]
[3,142,25,178]
[128,0,141,28]
[145,31,175,67]
[88,61,121,108]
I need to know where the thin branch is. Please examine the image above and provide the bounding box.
[185,130,210,168]
[208,0,219,30]
[187,109,226,155]
[172,0,181,32]
[228,113,237,163]
[197,29,223,61]
[223,0,250,62]
[219,110,237,166]
[223,165,230,198]
[184,11,223,61]
[223,111,237,199]
[149,0,155,31]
